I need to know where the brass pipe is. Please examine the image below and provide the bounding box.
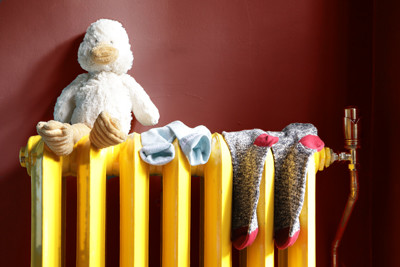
[332,167,359,267]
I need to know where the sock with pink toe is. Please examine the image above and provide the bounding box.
[267,123,324,249]
[223,129,279,250]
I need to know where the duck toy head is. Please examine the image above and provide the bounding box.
[78,19,134,75]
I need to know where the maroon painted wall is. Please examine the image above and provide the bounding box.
[0,0,377,266]
[372,0,400,266]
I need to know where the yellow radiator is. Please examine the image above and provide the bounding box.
[20,133,327,267]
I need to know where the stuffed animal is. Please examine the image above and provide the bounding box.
[37,19,160,156]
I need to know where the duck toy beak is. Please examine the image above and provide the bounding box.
[91,43,119,65]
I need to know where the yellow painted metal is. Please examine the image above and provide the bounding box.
[314,147,336,173]
[41,147,63,267]
[21,136,64,267]
[278,249,288,267]
[313,149,321,173]
[203,133,233,267]
[21,133,330,267]
[162,140,191,267]
[119,134,150,266]
[22,136,43,267]
[279,155,316,267]
[317,146,326,171]
[76,137,107,267]
[324,148,331,168]
[61,176,67,267]
[247,151,275,266]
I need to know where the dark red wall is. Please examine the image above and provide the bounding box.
[372,0,400,266]
[0,0,378,266]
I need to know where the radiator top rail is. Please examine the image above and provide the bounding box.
[19,133,334,177]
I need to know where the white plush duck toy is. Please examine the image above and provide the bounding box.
[37,19,160,156]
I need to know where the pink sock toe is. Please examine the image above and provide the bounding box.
[274,227,300,249]
[232,226,259,250]
[254,133,279,147]
[299,135,324,151]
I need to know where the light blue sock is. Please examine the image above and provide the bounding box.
[167,121,212,166]
[139,126,176,165]
[140,121,212,166]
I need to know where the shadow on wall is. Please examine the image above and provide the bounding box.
[0,34,84,267]
[1,34,84,174]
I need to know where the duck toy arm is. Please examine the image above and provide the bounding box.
[123,74,160,126]
[54,73,88,123]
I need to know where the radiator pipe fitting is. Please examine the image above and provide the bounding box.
[331,107,360,267]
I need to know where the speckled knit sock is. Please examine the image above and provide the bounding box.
[223,129,279,250]
[267,123,324,249]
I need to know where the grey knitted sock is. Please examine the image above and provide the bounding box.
[223,130,279,250]
[267,123,324,249]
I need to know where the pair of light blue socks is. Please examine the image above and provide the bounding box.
[140,120,212,166]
